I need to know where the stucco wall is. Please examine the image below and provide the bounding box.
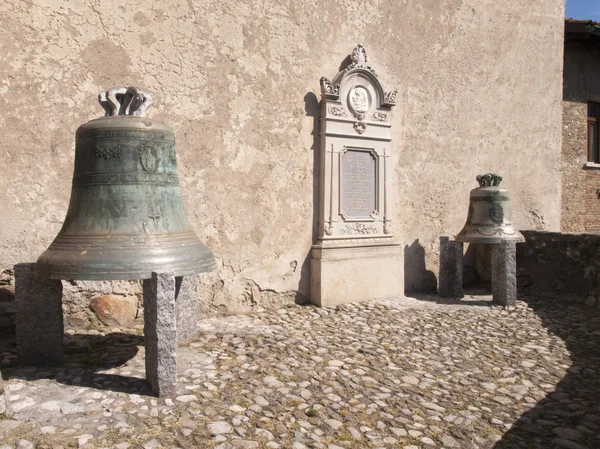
[0,0,564,320]
[561,36,600,233]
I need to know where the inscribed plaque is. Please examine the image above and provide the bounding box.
[341,149,377,219]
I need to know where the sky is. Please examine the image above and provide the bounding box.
[566,0,600,21]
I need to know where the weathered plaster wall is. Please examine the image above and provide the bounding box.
[561,37,600,233]
[0,0,564,321]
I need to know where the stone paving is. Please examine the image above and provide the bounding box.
[1,294,600,449]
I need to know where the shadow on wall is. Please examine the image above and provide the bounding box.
[404,239,438,293]
[294,91,321,305]
[493,296,600,449]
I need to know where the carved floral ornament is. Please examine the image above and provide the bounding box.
[320,77,340,98]
[340,222,378,235]
[353,122,367,134]
[328,106,347,117]
[372,111,388,122]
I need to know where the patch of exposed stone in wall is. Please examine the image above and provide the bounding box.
[242,278,304,310]
[193,274,271,318]
[282,260,298,280]
[0,269,15,332]
[62,280,142,328]
[529,210,546,230]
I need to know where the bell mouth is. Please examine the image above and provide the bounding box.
[35,232,215,281]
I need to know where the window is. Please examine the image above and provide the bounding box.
[588,102,600,163]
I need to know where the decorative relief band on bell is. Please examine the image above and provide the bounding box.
[95,145,123,160]
[72,172,179,186]
[470,196,511,202]
[475,227,518,237]
[77,129,175,142]
[98,87,152,117]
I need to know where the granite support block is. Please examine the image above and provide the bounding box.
[0,369,6,416]
[492,241,517,307]
[175,275,197,345]
[143,272,177,397]
[14,263,64,366]
[438,236,464,298]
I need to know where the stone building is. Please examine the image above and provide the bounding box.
[561,19,600,233]
[0,0,565,326]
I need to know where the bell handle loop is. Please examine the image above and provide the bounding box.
[98,87,152,117]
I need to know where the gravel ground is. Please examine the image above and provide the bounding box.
[1,293,599,449]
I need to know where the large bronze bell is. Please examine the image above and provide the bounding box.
[455,173,525,244]
[36,87,215,280]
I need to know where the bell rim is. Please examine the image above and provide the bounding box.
[79,115,173,133]
[454,234,526,244]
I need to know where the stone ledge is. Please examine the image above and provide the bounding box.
[521,230,600,242]
[517,230,600,299]
[584,161,600,170]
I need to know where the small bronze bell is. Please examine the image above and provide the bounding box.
[455,173,525,244]
[35,87,215,280]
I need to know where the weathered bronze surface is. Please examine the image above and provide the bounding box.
[36,88,215,280]
[455,173,525,244]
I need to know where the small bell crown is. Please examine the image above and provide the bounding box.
[35,87,215,280]
[455,173,525,244]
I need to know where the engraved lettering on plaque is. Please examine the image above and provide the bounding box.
[340,148,377,220]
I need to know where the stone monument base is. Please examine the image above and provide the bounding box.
[310,240,402,307]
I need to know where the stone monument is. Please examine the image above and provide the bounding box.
[311,45,402,306]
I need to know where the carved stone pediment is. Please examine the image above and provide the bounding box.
[319,45,396,111]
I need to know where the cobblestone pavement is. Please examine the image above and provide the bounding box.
[1,294,600,449]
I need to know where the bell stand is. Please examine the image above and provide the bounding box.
[14,263,197,397]
[438,237,518,307]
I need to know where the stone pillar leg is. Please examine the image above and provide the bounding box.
[492,241,517,307]
[0,369,7,416]
[175,275,198,345]
[14,263,64,366]
[438,237,464,298]
[143,272,177,397]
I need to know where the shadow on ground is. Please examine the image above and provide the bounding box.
[405,285,493,308]
[1,331,151,396]
[493,296,600,449]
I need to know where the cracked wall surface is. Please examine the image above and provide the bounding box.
[0,0,564,321]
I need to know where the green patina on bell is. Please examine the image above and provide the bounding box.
[455,173,525,244]
[36,87,215,280]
